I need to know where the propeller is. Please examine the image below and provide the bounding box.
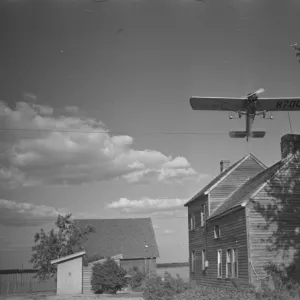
[247,88,265,98]
[255,88,265,95]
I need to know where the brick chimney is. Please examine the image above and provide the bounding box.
[281,134,300,159]
[220,160,230,173]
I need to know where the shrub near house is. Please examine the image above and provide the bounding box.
[91,257,127,294]
[142,270,300,300]
[127,266,145,290]
[143,272,189,300]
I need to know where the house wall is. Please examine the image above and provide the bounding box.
[57,257,82,295]
[248,159,300,288]
[210,156,265,215]
[188,194,208,280]
[189,208,250,289]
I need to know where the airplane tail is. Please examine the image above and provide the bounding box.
[229,131,266,139]
[229,131,247,138]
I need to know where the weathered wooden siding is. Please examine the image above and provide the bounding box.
[248,159,300,288]
[189,208,250,288]
[187,155,266,288]
[188,195,208,279]
[210,156,265,214]
[82,266,92,295]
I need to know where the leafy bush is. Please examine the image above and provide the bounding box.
[174,279,300,300]
[143,272,189,300]
[127,266,146,289]
[174,285,257,300]
[91,257,126,294]
[142,262,300,300]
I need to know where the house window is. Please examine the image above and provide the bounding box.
[202,249,206,271]
[200,204,206,227]
[232,249,238,278]
[226,249,232,278]
[189,213,195,231]
[214,225,220,239]
[217,249,222,278]
[226,249,238,278]
[191,250,196,273]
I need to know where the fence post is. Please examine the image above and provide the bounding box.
[21,265,23,286]
[29,276,32,292]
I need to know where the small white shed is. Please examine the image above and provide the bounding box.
[51,251,85,295]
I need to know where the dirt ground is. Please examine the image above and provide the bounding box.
[1,292,144,300]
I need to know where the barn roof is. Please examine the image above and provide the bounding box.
[184,154,266,207]
[208,154,294,220]
[75,218,159,260]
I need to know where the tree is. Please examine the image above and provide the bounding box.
[253,154,300,282]
[29,213,95,280]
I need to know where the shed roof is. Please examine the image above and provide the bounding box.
[50,251,86,265]
[208,154,294,220]
[75,218,159,260]
[184,154,266,207]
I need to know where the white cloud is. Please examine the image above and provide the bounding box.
[0,100,200,187]
[0,199,64,227]
[107,197,188,214]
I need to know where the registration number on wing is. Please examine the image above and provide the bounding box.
[276,100,300,109]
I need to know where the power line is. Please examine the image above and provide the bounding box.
[0,128,230,135]
[0,127,294,137]
[288,112,293,133]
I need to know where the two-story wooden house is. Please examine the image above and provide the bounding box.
[184,134,300,289]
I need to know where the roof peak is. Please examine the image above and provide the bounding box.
[184,153,264,206]
[208,152,299,220]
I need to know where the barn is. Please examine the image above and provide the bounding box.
[75,218,160,294]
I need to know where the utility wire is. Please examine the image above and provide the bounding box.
[0,128,231,135]
[0,127,286,136]
[288,112,293,133]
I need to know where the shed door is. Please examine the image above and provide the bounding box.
[57,260,82,295]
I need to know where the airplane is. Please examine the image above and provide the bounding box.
[190,88,300,141]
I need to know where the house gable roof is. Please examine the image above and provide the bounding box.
[184,154,266,207]
[208,153,297,220]
[51,251,86,265]
[75,218,159,260]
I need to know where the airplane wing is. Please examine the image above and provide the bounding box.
[190,97,246,111]
[257,98,300,111]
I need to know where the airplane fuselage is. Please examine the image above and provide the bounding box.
[244,96,258,141]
